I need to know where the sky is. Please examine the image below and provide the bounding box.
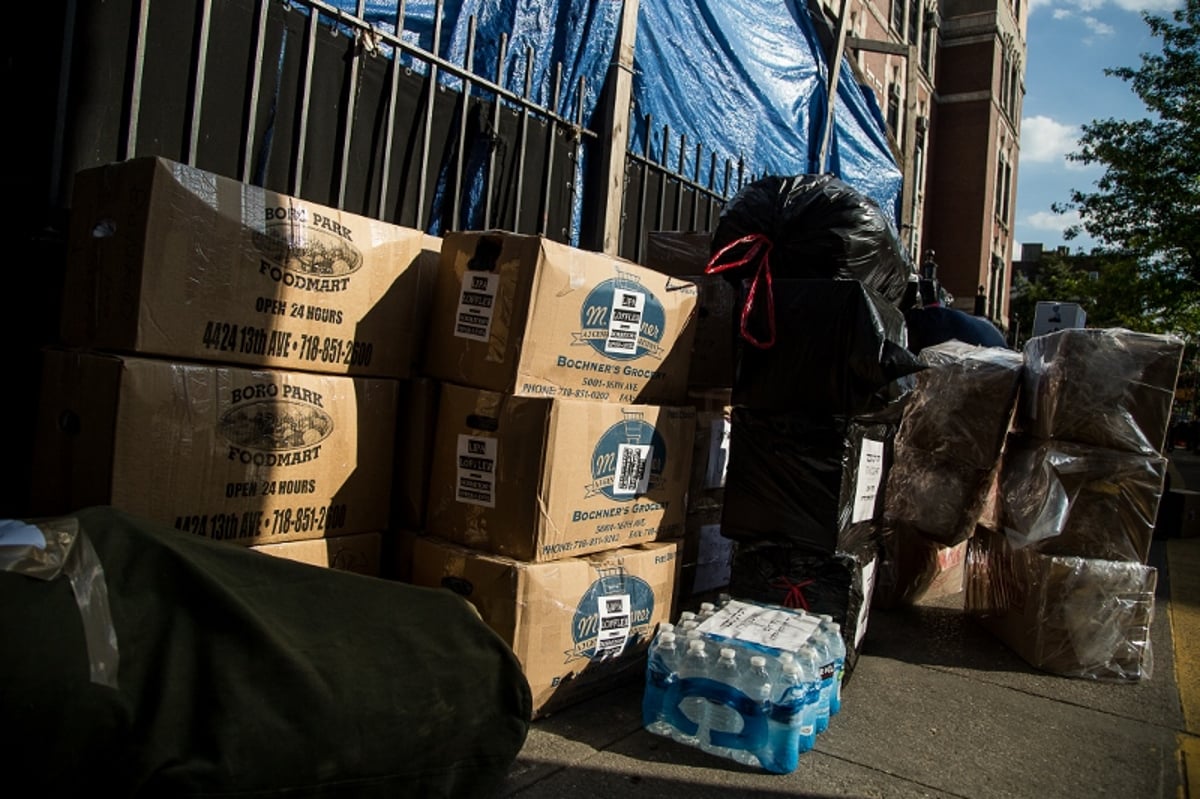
[1014,0,1182,256]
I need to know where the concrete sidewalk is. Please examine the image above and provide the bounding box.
[498,537,1192,799]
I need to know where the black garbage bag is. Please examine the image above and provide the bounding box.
[0,506,532,798]
[706,174,913,348]
[904,305,1009,354]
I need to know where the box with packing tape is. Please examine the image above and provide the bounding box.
[408,533,679,717]
[422,231,699,405]
[63,157,429,378]
[426,382,694,562]
[32,349,397,544]
[251,531,383,576]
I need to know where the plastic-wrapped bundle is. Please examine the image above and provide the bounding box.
[721,407,897,552]
[883,343,1023,546]
[965,529,1155,682]
[726,532,879,679]
[1022,328,1184,455]
[999,437,1166,563]
[873,522,968,609]
[731,279,922,414]
[708,174,913,307]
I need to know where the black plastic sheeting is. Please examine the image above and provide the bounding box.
[729,278,922,413]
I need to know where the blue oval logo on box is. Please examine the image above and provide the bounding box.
[586,416,667,501]
[567,572,656,662]
[578,276,667,361]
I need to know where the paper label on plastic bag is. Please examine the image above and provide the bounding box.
[613,443,652,495]
[704,418,731,489]
[595,594,632,656]
[604,288,646,355]
[455,435,497,507]
[856,559,877,648]
[851,438,886,523]
[455,272,499,341]
[693,524,734,594]
[698,599,821,652]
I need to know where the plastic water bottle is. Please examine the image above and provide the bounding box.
[698,601,717,621]
[811,633,835,734]
[705,647,742,759]
[678,611,697,625]
[642,631,681,736]
[730,654,773,767]
[677,638,712,746]
[791,646,822,752]
[818,621,848,716]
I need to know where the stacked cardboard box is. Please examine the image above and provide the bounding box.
[966,328,1184,680]
[32,157,433,575]
[643,231,737,606]
[406,230,699,716]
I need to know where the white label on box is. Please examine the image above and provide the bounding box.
[704,418,731,489]
[455,272,500,341]
[595,594,632,657]
[698,599,822,652]
[856,558,877,649]
[850,438,886,523]
[693,523,734,594]
[613,443,652,496]
[455,434,497,508]
[604,288,645,356]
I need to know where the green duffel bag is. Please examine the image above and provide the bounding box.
[0,506,531,797]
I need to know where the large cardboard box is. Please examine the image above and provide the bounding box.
[427,383,694,561]
[422,231,698,404]
[32,349,398,543]
[409,534,679,717]
[966,529,1156,681]
[251,532,383,576]
[63,157,428,378]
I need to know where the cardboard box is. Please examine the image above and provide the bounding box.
[251,532,383,576]
[422,231,698,405]
[32,349,398,543]
[686,390,731,514]
[63,157,428,378]
[642,233,734,388]
[390,377,441,531]
[426,383,694,561]
[966,529,1156,681]
[409,534,679,717]
[874,523,966,608]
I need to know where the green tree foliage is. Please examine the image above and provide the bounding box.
[1051,0,1200,286]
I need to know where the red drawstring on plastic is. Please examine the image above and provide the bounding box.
[704,233,776,349]
[769,576,814,611]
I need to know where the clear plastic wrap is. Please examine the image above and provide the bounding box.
[1022,327,1185,455]
[882,343,1022,546]
[965,529,1155,682]
[730,278,922,414]
[873,523,967,609]
[999,437,1166,563]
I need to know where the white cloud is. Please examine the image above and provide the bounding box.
[1082,15,1115,34]
[1021,115,1079,163]
[1026,208,1081,234]
[1052,7,1073,18]
[1032,0,1182,15]
[1111,0,1183,12]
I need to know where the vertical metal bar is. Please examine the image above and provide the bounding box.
[336,0,368,209]
[292,6,318,196]
[123,0,151,160]
[568,74,586,242]
[655,123,669,232]
[185,0,213,166]
[819,0,852,173]
[736,156,745,191]
[673,132,686,229]
[378,0,407,217]
[513,45,534,233]
[241,0,269,181]
[706,150,718,230]
[723,158,732,198]
[635,113,651,264]
[539,61,562,236]
[416,0,445,230]
[690,141,701,230]
[452,15,476,232]
[49,0,78,207]
[484,33,507,230]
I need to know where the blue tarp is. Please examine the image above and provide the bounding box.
[327,0,902,240]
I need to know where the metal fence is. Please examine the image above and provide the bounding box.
[47,0,753,262]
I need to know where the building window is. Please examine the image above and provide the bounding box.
[995,157,1005,219]
[921,14,935,75]
[1002,159,1013,224]
[891,0,904,34]
[908,0,920,44]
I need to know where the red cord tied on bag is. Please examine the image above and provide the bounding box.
[769,576,814,611]
[704,233,776,349]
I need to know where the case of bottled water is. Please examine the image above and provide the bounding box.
[642,597,846,773]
